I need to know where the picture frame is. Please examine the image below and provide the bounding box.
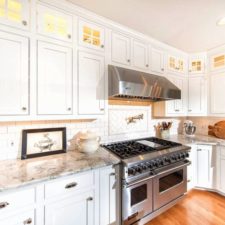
[21,127,67,160]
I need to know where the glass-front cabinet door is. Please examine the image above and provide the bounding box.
[78,19,105,51]
[189,54,205,74]
[0,0,29,30]
[210,53,225,72]
[168,55,185,74]
[37,4,73,42]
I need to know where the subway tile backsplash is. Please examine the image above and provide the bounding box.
[0,105,183,160]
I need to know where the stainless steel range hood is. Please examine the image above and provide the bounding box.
[108,65,181,102]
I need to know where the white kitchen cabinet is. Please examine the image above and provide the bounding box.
[210,72,225,114]
[0,0,30,30]
[209,53,225,72]
[111,32,131,66]
[78,51,105,115]
[0,210,35,225]
[132,39,149,70]
[150,47,165,74]
[99,166,116,225]
[195,145,216,189]
[188,76,207,115]
[187,145,196,191]
[79,19,105,51]
[217,146,225,194]
[189,54,205,74]
[219,158,225,194]
[37,41,72,115]
[153,76,187,117]
[0,31,29,115]
[167,54,187,74]
[37,4,73,42]
[45,191,95,225]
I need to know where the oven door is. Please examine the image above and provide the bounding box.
[153,161,190,211]
[123,175,154,225]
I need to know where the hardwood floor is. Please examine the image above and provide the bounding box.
[145,189,225,225]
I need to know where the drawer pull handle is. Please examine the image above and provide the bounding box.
[110,172,115,176]
[87,197,93,201]
[65,182,77,189]
[0,202,9,209]
[22,20,27,26]
[67,34,71,39]
[197,149,202,151]
[23,218,32,224]
[187,179,191,183]
[101,44,104,48]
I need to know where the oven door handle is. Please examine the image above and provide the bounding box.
[125,174,156,188]
[155,160,191,177]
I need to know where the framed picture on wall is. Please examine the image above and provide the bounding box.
[21,127,67,159]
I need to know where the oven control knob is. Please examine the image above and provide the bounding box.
[147,162,154,169]
[128,168,136,176]
[142,165,147,170]
[136,166,143,173]
[185,152,189,158]
[177,153,182,160]
[164,157,169,162]
[155,160,161,167]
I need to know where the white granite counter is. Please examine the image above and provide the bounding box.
[0,147,120,192]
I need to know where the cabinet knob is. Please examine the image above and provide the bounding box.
[67,34,71,39]
[187,179,191,183]
[87,197,93,201]
[65,182,77,189]
[197,149,202,151]
[109,172,116,176]
[101,44,104,48]
[67,107,71,111]
[22,107,27,111]
[0,202,9,209]
[189,69,192,72]
[161,68,164,71]
[146,64,149,67]
[23,218,32,224]
[22,20,27,26]
[127,59,130,63]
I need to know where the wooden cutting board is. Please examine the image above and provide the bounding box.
[208,121,225,139]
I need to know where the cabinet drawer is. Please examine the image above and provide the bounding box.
[45,172,94,199]
[0,188,35,215]
[0,209,35,225]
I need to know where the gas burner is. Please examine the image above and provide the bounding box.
[103,137,182,159]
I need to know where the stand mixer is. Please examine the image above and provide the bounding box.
[184,120,196,136]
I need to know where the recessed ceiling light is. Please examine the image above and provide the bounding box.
[217,17,225,26]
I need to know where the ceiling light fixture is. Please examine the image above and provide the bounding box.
[217,17,225,26]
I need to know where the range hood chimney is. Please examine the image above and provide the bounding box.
[108,65,181,102]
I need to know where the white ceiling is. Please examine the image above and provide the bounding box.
[68,0,225,53]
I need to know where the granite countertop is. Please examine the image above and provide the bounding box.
[0,147,120,192]
[166,134,225,146]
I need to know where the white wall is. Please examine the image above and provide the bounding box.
[0,104,183,160]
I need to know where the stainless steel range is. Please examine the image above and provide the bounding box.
[102,137,191,225]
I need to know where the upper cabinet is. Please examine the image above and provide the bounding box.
[150,47,165,74]
[167,54,187,74]
[78,51,105,115]
[111,32,131,66]
[0,31,29,115]
[0,0,30,30]
[132,39,149,70]
[189,54,206,74]
[210,53,225,72]
[37,4,73,42]
[37,41,73,115]
[78,19,105,51]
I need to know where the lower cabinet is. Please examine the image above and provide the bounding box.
[45,191,95,225]
[187,144,196,191]
[217,146,225,194]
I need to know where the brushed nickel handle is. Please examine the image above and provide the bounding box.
[109,172,115,176]
[67,34,71,39]
[22,20,27,26]
[161,68,164,71]
[100,108,104,111]
[67,107,71,111]
[22,107,27,111]
[146,64,149,67]
[175,109,180,112]
[0,202,9,209]
[188,109,192,112]
[65,182,77,189]
[197,149,202,151]
[23,218,32,224]
[101,44,104,48]
[127,59,130,63]
[187,179,191,183]
[189,69,192,72]
[87,197,93,201]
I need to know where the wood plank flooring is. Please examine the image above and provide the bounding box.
[145,189,225,225]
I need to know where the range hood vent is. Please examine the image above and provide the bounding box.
[108,65,181,102]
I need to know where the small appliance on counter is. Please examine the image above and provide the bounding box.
[75,130,101,153]
[184,120,196,136]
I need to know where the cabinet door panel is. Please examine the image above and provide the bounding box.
[37,41,72,115]
[78,51,105,115]
[133,40,148,70]
[150,48,164,74]
[45,191,94,225]
[210,73,225,114]
[112,32,130,65]
[79,19,105,51]
[220,158,225,193]
[37,4,72,42]
[188,76,206,114]
[189,59,204,74]
[0,31,29,115]
[0,0,30,30]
